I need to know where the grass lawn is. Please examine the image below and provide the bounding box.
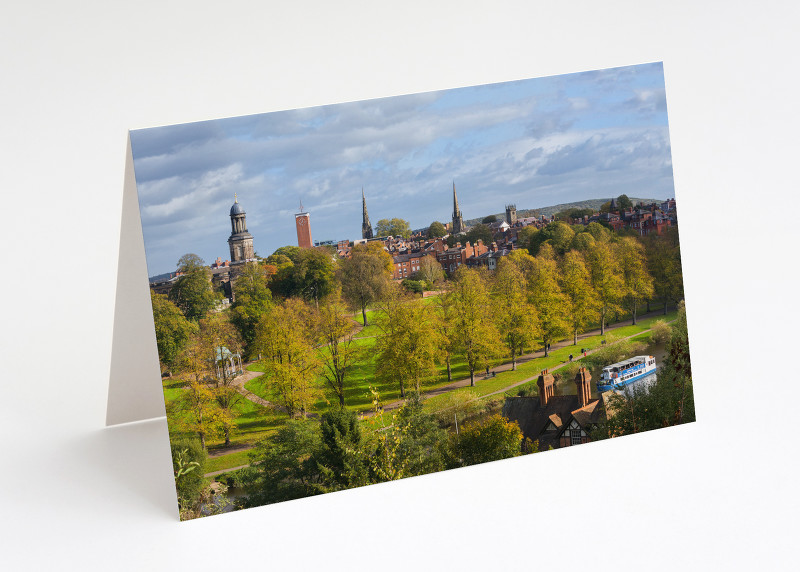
[171,302,676,473]
[205,449,252,474]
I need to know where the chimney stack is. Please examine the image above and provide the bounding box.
[574,367,592,408]
[537,369,555,407]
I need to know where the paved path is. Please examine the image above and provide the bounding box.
[370,308,672,415]
[204,309,672,474]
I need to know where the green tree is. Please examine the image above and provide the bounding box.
[449,414,523,467]
[316,295,360,408]
[516,226,539,252]
[585,241,624,334]
[449,267,502,385]
[272,248,337,303]
[492,258,539,369]
[645,228,684,314]
[272,245,301,263]
[230,262,273,354]
[338,243,392,326]
[169,254,218,321]
[375,217,412,238]
[428,221,447,238]
[375,287,444,396]
[465,223,492,247]
[616,194,633,210]
[528,221,576,256]
[616,237,655,325]
[482,214,498,224]
[315,409,370,491]
[560,250,600,345]
[151,291,196,374]
[246,419,323,506]
[370,392,447,481]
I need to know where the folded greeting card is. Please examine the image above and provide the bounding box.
[111,62,694,520]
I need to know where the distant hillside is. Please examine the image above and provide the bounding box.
[463,197,661,227]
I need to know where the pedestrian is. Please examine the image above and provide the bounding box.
[569,354,573,362]
[486,365,490,376]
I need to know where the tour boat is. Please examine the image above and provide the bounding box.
[597,355,657,391]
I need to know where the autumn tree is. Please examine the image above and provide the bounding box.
[433,286,458,382]
[559,250,600,345]
[616,237,655,325]
[449,267,502,385]
[169,254,219,321]
[316,295,360,408]
[414,254,445,286]
[254,299,322,417]
[198,313,244,446]
[338,243,392,326]
[170,381,228,449]
[585,241,624,334]
[375,218,412,238]
[374,287,444,396]
[151,291,196,375]
[492,258,539,370]
[527,255,569,357]
[230,262,273,354]
[448,415,523,467]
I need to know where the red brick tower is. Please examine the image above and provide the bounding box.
[295,203,312,248]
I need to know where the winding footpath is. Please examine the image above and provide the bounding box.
[206,309,672,475]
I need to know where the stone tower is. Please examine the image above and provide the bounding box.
[451,181,464,235]
[361,188,374,239]
[505,204,517,225]
[228,194,255,264]
[295,201,312,248]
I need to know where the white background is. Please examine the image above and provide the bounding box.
[1,1,798,570]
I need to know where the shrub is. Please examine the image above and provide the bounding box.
[427,389,486,427]
[171,436,207,510]
[401,279,425,294]
[649,319,671,344]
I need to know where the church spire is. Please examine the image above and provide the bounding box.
[452,180,464,234]
[361,187,374,239]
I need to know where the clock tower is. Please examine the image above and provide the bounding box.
[228,194,255,264]
[295,202,313,248]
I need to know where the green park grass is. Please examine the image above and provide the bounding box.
[173,304,677,474]
[205,449,252,474]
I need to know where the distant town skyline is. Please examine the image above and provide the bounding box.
[131,62,675,276]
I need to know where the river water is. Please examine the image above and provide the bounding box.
[555,340,668,399]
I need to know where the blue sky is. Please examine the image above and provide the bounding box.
[131,62,675,276]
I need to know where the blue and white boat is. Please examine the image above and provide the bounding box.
[597,355,657,391]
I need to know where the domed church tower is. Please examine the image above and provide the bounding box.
[228,194,255,264]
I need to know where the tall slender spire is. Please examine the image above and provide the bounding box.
[452,180,464,234]
[361,187,374,239]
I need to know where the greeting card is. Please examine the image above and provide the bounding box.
[110,62,694,519]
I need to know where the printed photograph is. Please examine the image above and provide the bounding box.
[131,62,693,520]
